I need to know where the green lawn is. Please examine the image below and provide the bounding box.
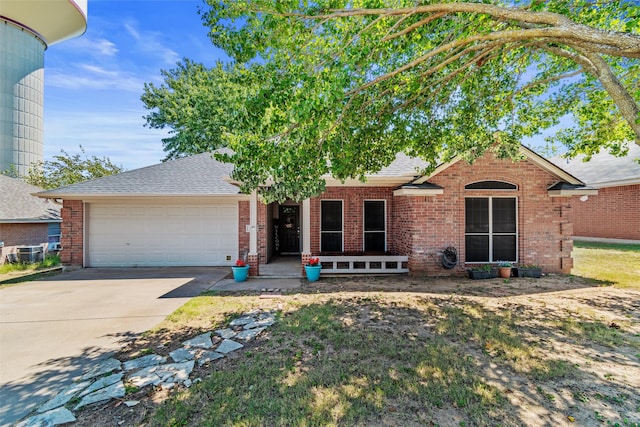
[572,241,640,289]
[0,254,61,286]
[94,241,640,427]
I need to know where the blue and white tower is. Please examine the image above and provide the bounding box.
[0,0,87,176]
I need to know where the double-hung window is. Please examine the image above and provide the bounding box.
[321,200,343,252]
[364,200,386,252]
[465,197,517,262]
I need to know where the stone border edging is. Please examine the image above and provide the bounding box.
[16,310,277,427]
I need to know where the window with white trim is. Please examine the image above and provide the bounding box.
[465,197,517,262]
[321,200,343,252]
[364,200,386,252]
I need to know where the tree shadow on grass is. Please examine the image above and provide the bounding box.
[147,297,640,427]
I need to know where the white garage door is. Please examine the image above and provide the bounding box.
[87,203,238,267]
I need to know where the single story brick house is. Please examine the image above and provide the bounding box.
[0,175,61,264]
[550,144,640,242]
[34,145,595,276]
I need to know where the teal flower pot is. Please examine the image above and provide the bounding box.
[231,265,250,282]
[304,265,322,282]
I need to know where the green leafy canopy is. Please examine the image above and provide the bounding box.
[142,0,640,202]
[2,146,125,189]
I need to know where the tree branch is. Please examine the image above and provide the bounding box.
[290,3,640,57]
[348,27,607,97]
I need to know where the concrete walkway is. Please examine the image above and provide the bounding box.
[0,267,229,427]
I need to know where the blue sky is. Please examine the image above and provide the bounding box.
[43,0,228,170]
[42,0,563,172]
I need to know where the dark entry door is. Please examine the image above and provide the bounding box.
[279,205,300,254]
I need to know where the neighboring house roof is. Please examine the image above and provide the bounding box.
[549,143,640,188]
[0,175,61,223]
[34,152,241,199]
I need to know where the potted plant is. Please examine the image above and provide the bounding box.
[497,261,513,278]
[304,257,322,282]
[515,264,542,278]
[231,259,250,282]
[468,264,494,280]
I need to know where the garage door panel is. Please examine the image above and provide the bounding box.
[88,203,238,267]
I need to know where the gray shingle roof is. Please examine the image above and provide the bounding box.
[35,152,240,197]
[549,144,640,187]
[374,153,429,177]
[0,175,61,223]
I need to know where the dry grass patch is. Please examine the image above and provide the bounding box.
[71,243,640,426]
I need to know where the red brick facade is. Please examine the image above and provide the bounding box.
[310,187,396,254]
[58,152,580,276]
[60,200,84,266]
[0,223,50,265]
[390,153,574,274]
[569,184,640,240]
[0,223,48,247]
[242,153,575,275]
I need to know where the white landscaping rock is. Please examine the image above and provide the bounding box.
[182,332,213,349]
[123,354,166,371]
[80,358,121,380]
[74,381,125,410]
[215,328,236,339]
[37,380,91,413]
[169,347,200,363]
[216,339,244,354]
[229,316,254,327]
[236,327,266,341]
[196,351,224,366]
[17,407,76,427]
[129,361,195,388]
[79,372,124,397]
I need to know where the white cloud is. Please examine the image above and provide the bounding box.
[123,20,180,66]
[55,36,118,57]
[46,64,145,92]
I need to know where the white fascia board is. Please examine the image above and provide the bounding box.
[547,188,599,197]
[33,194,250,202]
[324,176,418,187]
[393,188,444,196]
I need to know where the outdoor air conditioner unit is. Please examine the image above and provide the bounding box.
[48,242,62,251]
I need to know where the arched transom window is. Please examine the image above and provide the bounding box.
[465,181,517,190]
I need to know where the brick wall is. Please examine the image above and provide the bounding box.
[0,223,49,265]
[309,187,396,253]
[60,200,84,266]
[238,200,266,275]
[238,201,250,260]
[569,184,640,240]
[235,152,582,276]
[392,152,573,275]
[0,223,48,247]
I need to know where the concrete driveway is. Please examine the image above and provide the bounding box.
[0,267,229,426]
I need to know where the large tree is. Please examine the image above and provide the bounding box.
[142,0,640,202]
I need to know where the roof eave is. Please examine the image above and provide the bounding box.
[33,192,247,201]
[413,145,585,185]
[324,175,419,187]
[0,218,61,223]
[547,188,599,197]
[393,188,444,196]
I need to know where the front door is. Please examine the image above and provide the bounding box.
[279,205,300,254]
